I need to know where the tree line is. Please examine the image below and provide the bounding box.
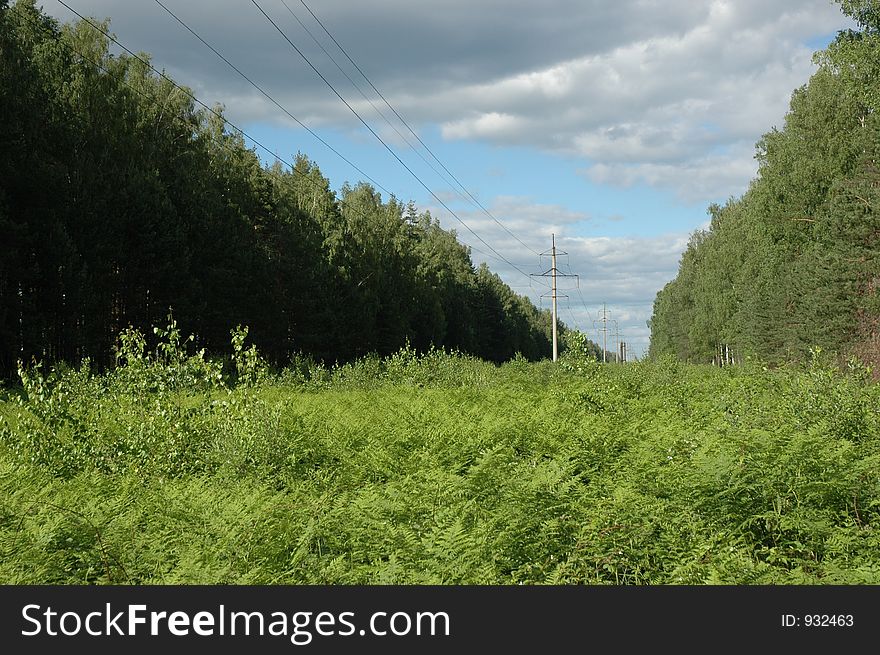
[0,0,566,377]
[649,0,880,368]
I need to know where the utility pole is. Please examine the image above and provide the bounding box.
[611,319,621,364]
[593,304,610,363]
[551,234,558,361]
[532,234,577,362]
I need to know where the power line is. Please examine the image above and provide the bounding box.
[466,245,544,274]
[550,245,593,315]
[564,303,582,333]
[276,0,460,207]
[56,0,538,288]
[45,2,424,253]
[27,3,554,352]
[559,245,593,327]
[593,303,612,364]
[295,0,541,257]
[554,251,574,275]
[248,0,535,280]
[540,240,604,346]
[611,318,621,363]
[149,0,391,197]
[575,285,594,327]
[52,3,290,170]
[530,234,577,360]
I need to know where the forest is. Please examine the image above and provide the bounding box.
[0,0,566,379]
[649,0,880,368]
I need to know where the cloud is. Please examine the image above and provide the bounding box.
[442,112,526,141]
[551,232,689,357]
[50,0,852,207]
[582,141,760,203]
[424,1,849,202]
[424,196,687,357]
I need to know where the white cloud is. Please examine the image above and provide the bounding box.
[582,141,760,203]
[442,112,525,141]
[426,196,688,358]
[555,230,689,358]
[424,0,848,203]
[50,0,853,207]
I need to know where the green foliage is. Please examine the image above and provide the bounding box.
[330,342,493,388]
[559,329,601,375]
[2,337,879,584]
[0,0,554,379]
[650,1,880,369]
[230,325,268,386]
[112,312,224,394]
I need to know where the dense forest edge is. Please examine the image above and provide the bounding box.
[0,0,593,380]
[649,0,880,370]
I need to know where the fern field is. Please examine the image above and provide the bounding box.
[1,328,879,584]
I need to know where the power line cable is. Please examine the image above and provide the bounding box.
[46,3,552,302]
[564,303,581,333]
[53,3,326,185]
[295,0,541,257]
[575,285,594,327]
[465,245,542,274]
[56,0,537,287]
[36,2,582,372]
[148,0,391,197]
[46,1,434,253]
[28,5,553,343]
[552,237,593,319]
[248,0,534,280]
[277,0,460,204]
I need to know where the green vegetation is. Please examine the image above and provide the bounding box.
[4,0,880,587]
[649,0,880,368]
[1,325,878,584]
[0,0,562,379]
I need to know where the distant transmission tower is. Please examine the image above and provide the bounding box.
[531,234,577,361]
[593,304,611,363]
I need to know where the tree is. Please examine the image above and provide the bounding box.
[649,0,880,365]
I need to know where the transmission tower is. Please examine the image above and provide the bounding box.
[592,303,612,363]
[531,234,578,361]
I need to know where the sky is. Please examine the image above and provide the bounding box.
[45,0,855,358]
